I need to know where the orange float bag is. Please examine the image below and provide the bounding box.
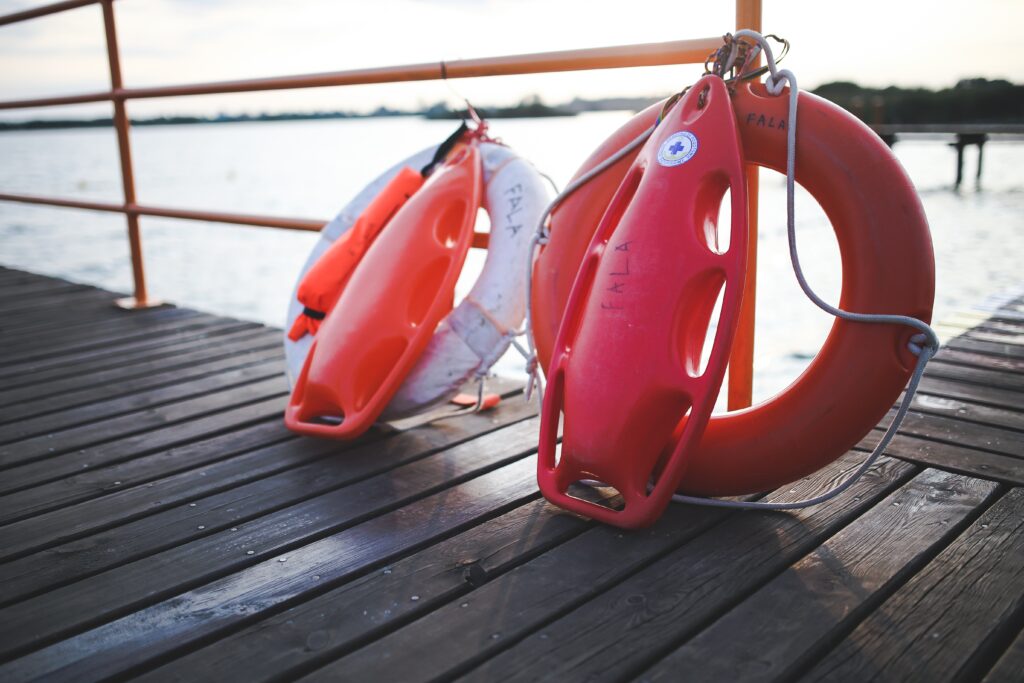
[287,166,425,342]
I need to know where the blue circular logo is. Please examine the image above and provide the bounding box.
[657,131,699,167]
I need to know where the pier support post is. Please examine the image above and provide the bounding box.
[951,133,989,190]
[976,138,986,184]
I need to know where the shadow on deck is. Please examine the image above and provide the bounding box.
[0,265,1021,682]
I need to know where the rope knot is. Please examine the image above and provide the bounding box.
[908,332,939,358]
[766,71,788,96]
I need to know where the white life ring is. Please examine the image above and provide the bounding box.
[283,139,551,419]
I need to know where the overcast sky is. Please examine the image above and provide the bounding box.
[1,0,1022,121]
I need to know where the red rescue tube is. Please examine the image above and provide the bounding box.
[538,76,748,528]
[286,143,481,439]
[532,80,935,497]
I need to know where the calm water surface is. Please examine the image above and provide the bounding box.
[2,113,1022,404]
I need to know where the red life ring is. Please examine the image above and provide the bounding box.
[532,79,935,501]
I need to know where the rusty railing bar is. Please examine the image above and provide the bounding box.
[130,203,496,244]
[0,0,102,27]
[0,91,112,110]
[0,191,494,247]
[0,191,122,213]
[130,203,324,231]
[0,190,323,229]
[0,37,722,111]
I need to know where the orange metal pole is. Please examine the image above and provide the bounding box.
[100,0,152,308]
[728,0,762,410]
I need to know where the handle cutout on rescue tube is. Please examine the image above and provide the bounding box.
[408,256,452,328]
[435,200,470,249]
[675,274,726,377]
[562,482,626,513]
[352,336,409,412]
[694,174,733,255]
[601,165,645,241]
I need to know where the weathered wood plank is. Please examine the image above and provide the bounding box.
[0,398,536,597]
[0,391,287,495]
[192,456,911,683]
[0,421,541,675]
[0,288,120,317]
[911,392,1024,434]
[298,458,920,683]
[0,324,275,402]
[893,409,1024,461]
[636,472,997,682]
[943,335,1024,361]
[0,312,235,369]
[918,375,1024,412]
[960,327,1024,348]
[0,288,127,318]
[933,349,1024,374]
[942,310,1024,330]
[0,317,250,382]
[924,361,1024,393]
[982,627,1024,683]
[0,420,291,530]
[1,465,542,682]
[0,354,283,444]
[0,304,196,351]
[133,494,610,683]
[0,373,287,471]
[0,328,280,417]
[800,487,1024,683]
[0,280,91,302]
[0,308,236,359]
[454,456,918,683]
[859,430,1024,486]
[0,268,1018,682]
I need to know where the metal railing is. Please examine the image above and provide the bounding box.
[0,0,762,408]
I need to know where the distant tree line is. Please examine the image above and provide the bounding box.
[812,78,1024,124]
[423,95,574,119]
[1,79,1020,131]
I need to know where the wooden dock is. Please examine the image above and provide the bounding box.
[0,265,1021,682]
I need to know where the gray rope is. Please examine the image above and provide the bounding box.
[670,30,938,510]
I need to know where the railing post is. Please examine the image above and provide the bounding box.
[727,0,761,410]
[100,0,153,308]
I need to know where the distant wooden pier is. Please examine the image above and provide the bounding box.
[0,266,1021,682]
[871,123,1024,189]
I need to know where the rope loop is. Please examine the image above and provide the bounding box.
[668,30,941,512]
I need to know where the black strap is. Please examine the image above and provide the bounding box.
[302,306,326,321]
[421,121,469,176]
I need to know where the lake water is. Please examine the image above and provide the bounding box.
[2,112,1022,405]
